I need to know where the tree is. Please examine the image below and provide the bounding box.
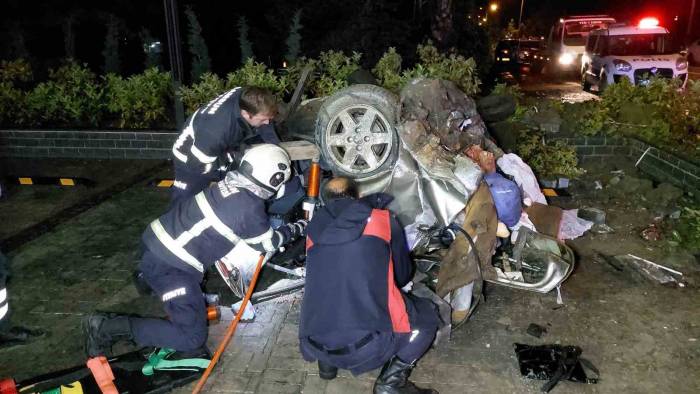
[285,9,303,64]
[238,16,254,64]
[102,15,121,74]
[185,6,211,82]
[431,0,453,49]
[63,14,76,60]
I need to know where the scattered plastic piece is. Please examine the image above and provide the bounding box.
[514,343,599,393]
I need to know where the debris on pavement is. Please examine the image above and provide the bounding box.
[514,343,599,392]
[578,207,606,225]
[613,254,684,286]
[641,222,663,241]
[526,323,547,338]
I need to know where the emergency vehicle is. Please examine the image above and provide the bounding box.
[547,15,617,73]
[581,17,689,92]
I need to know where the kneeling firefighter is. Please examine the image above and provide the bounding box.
[299,177,441,394]
[83,144,308,358]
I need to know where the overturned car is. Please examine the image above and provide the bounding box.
[280,78,576,327]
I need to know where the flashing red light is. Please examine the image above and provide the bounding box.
[639,17,659,28]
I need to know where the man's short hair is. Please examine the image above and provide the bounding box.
[322,177,359,200]
[240,87,278,116]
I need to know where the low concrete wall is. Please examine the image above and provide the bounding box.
[1,129,698,194]
[0,130,176,159]
[553,135,700,195]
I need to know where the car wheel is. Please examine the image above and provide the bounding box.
[314,84,399,179]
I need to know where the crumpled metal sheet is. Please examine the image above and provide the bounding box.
[357,125,483,249]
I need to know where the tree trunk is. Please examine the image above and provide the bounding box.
[431,0,453,48]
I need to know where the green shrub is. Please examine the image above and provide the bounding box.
[178,59,289,115]
[405,42,480,96]
[177,72,226,114]
[490,83,523,101]
[0,59,32,127]
[24,62,104,127]
[373,43,481,96]
[310,50,361,97]
[225,58,289,96]
[372,47,403,93]
[515,129,584,178]
[104,68,172,128]
[559,101,608,136]
[674,206,700,252]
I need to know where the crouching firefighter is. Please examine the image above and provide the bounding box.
[83,144,308,359]
[299,177,441,394]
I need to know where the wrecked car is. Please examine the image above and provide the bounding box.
[281,78,576,326]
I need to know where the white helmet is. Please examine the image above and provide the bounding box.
[239,144,292,192]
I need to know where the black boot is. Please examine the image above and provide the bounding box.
[318,360,338,380]
[373,357,438,394]
[82,313,134,358]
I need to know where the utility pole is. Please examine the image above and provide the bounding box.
[518,0,525,28]
[164,0,185,129]
[688,0,697,41]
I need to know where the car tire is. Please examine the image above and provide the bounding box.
[476,94,517,123]
[314,84,399,179]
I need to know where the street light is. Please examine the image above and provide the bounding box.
[489,3,499,12]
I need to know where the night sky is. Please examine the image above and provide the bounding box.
[1,0,696,79]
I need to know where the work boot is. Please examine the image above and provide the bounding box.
[373,357,438,394]
[82,313,134,358]
[318,360,338,380]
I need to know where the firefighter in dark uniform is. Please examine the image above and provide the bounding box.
[300,177,440,394]
[170,86,281,205]
[83,144,308,357]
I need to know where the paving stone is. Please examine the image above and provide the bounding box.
[300,374,329,394]
[265,355,308,371]
[324,377,374,394]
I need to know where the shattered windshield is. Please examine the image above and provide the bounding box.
[602,34,676,56]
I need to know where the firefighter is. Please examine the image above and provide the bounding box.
[170,86,281,205]
[299,177,440,394]
[83,144,307,357]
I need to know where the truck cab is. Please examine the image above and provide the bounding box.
[547,15,616,74]
[581,18,689,92]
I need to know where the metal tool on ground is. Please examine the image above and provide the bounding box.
[191,253,268,394]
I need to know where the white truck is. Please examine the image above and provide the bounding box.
[581,18,689,92]
[547,15,617,74]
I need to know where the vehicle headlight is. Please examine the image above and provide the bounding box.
[676,58,688,71]
[613,59,632,72]
[558,53,575,65]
